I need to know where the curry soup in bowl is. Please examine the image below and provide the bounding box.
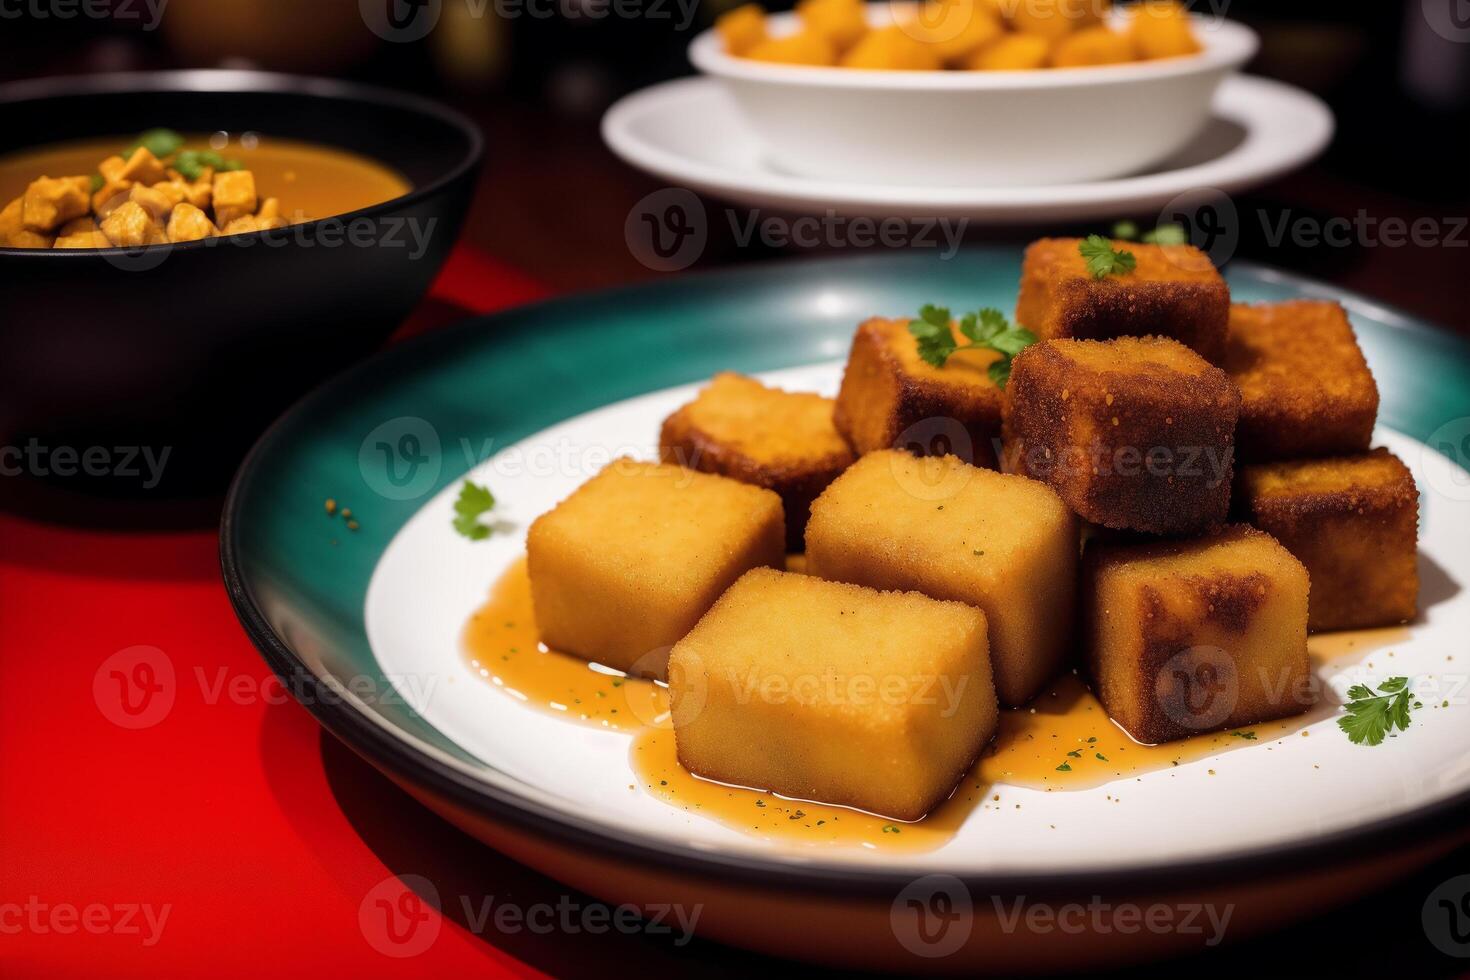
[0,71,482,497]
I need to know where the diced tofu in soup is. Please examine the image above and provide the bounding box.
[668,568,998,822]
[100,201,166,248]
[527,458,785,679]
[212,170,258,228]
[805,450,1077,707]
[22,176,91,232]
[166,203,219,243]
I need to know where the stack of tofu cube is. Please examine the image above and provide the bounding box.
[526,237,1417,820]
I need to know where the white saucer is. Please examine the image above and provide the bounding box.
[602,74,1334,223]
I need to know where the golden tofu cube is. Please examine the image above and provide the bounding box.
[660,372,854,551]
[840,26,944,70]
[965,32,1051,70]
[1017,237,1230,362]
[669,568,998,821]
[906,0,1004,63]
[166,203,219,243]
[834,317,1005,467]
[22,176,91,233]
[0,197,54,248]
[53,216,106,249]
[797,0,868,52]
[1010,0,1108,38]
[1238,449,1418,631]
[99,155,129,184]
[1004,337,1239,535]
[717,3,768,56]
[745,32,837,66]
[1084,525,1311,744]
[806,450,1077,706]
[100,201,167,248]
[527,459,784,678]
[128,183,177,222]
[1223,301,1379,461]
[93,179,133,220]
[212,170,258,227]
[118,146,167,186]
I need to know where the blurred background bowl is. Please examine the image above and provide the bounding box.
[689,8,1258,187]
[0,70,482,496]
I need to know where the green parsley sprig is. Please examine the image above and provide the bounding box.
[452,480,497,541]
[1079,234,1137,279]
[907,304,1037,389]
[1338,676,1415,746]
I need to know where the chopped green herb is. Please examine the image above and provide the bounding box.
[125,128,185,160]
[881,824,901,834]
[1110,221,1187,246]
[1055,763,1072,772]
[1079,235,1137,279]
[452,479,496,540]
[1110,220,1139,241]
[1230,730,1257,740]
[1338,676,1415,746]
[1065,750,1082,758]
[907,304,1038,389]
[1086,736,1097,743]
[89,173,104,193]
[1095,752,1108,762]
[173,149,244,181]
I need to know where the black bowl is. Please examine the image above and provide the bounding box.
[0,71,483,497]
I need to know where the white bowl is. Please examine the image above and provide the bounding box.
[688,8,1260,188]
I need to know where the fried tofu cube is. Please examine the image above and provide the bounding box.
[128,183,177,222]
[0,197,54,248]
[1130,0,1201,59]
[805,450,1078,706]
[1051,26,1134,67]
[841,26,944,70]
[797,0,868,52]
[1223,301,1379,461]
[660,373,855,551]
[1238,450,1418,631]
[100,201,167,248]
[717,3,768,55]
[92,179,133,220]
[965,33,1051,69]
[53,216,106,249]
[746,31,838,66]
[1010,0,1107,39]
[1004,337,1239,535]
[22,176,91,233]
[118,146,167,186]
[99,155,129,185]
[166,203,219,243]
[1017,237,1230,362]
[834,317,1005,468]
[1084,525,1311,744]
[906,0,1004,63]
[212,170,258,228]
[669,568,998,821]
[527,459,784,679]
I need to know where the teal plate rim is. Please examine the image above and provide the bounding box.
[221,249,1470,897]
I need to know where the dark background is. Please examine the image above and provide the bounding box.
[1,1,1467,976]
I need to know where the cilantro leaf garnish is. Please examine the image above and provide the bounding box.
[452,480,497,541]
[1079,235,1137,279]
[907,304,1038,389]
[1338,676,1415,746]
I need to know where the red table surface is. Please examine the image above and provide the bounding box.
[0,250,721,977]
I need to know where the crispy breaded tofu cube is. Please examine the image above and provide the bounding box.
[1016,237,1230,362]
[717,3,767,55]
[1,197,55,248]
[805,450,1077,706]
[166,203,219,243]
[1004,337,1239,535]
[92,179,133,220]
[118,146,166,186]
[128,183,176,222]
[834,317,1005,468]
[527,459,784,679]
[1238,449,1418,631]
[797,0,868,52]
[100,201,167,248]
[212,170,258,227]
[1224,301,1379,461]
[53,216,106,249]
[660,373,855,551]
[22,176,91,233]
[669,568,998,821]
[1084,525,1311,744]
[1130,0,1201,59]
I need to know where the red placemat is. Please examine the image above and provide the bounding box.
[0,250,701,977]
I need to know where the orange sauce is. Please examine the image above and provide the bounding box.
[462,559,1390,851]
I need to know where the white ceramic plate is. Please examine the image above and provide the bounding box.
[364,361,1470,876]
[601,74,1334,221]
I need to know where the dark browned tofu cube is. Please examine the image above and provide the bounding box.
[1016,238,1230,362]
[1237,449,1418,631]
[833,317,1004,468]
[1084,525,1312,744]
[660,372,855,551]
[1223,301,1379,461]
[1004,337,1239,535]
